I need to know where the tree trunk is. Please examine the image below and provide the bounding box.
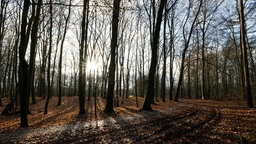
[142,0,167,110]
[115,49,119,107]
[44,0,53,115]
[28,0,42,105]
[104,0,121,113]
[78,0,89,115]
[39,39,47,99]
[161,4,167,102]
[187,54,191,98]
[168,6,175,101]
[174,0,202,102]
[238,0,254,108]
[201,20,206,100]
[58,0,72,106]
[18,0,30,127]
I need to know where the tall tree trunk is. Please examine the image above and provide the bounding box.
[155,65,159,102]
[238,0,254,108]
[28,0,42,105]
[135,24,139,107]
[18,0,30,127]
[161,3,167,102]
[142,0,167,110]
[58,0,72,106]
[88,71,91,101]
[0,0,9,106]
[104,0,121,113]
[78,0,89,115]
[115,48,119,107]
[174,0,203,102]
[168,5,175,101]
[187,54,191,98]
[201,20,206,100]
[196,30,200,99]
[44,0,53,115]
[38,32,48,99]
[215,37,219,98]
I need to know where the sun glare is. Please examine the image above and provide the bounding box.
[87,61,98,72]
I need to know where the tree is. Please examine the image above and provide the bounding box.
[174,0,203,102]
[18,0,31,127]
[104,0,121,113]
[142,0,167,110]
[168,3,176,101]
[78,0,89,115]
[0,0,10,106]
[27,0,43,106]
[198,0,224,100]
[238,0,254,108]
[44,0,53,115]
[160,2,168,102]
[57,0,72,106]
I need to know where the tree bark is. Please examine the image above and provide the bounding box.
[44,0,53,115]
[79,0,89,115]
[174,0,203,102]
[18,0,30,127]
[58,0,72,106]
[161,3,167,102]
[104,0,121,113]
[28,0,42,105]
[168,5,175,101]
[238,0,254,108]
[142,0,167,110]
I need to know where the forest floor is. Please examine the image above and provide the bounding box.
[0,96,256,144]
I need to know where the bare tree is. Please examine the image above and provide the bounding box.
[238,0,254,108]
[18,0,31,127]
[160,2,168,102]
[142,0,167,110]
[104,0,121,113]
[57,0,72,106]
[44,0,53,115]
[174,0,203,102]
[79,0,89,115]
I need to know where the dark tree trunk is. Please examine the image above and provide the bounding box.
[142,0,167,110]
[239,0,254,108]
[195,29,200,99]
[44,0,53,115]
[174,0,202,102]
[104,0,121,113]
[161,4,167,102]
[78,0,89,115]
[39,40,47,99]
[28,0,42,105]
[88,71,91,101]
[115,50,119,107]
[155,65,159,103]
[18,0,30,127]
[31,71,36,104]
[58,0,72,106]
[169,7,175,101]
[187,54,191,98]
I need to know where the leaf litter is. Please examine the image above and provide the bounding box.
[0,96,256,143]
